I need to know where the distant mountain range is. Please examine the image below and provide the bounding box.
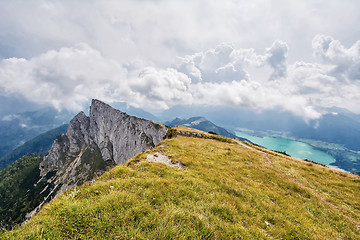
[5,102,360,153]
[160,105,360,173]
[160,105,360,151]
[0,124,68,170]
[2,102,360,173]
[160,105,360,150]
[0,107,73,157]
[164,117,237,138]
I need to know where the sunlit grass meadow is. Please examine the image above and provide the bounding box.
[2,128,359,239]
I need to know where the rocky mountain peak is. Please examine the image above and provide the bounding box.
[32,99,168,218]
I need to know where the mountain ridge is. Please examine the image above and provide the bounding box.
[2,126,359,239]
[0,99,169,225]
[30,99,168,218]
[1,100,359,238]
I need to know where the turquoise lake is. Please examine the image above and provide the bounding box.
[235,131,336,166]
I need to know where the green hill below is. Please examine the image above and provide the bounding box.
[2,127,359,239]
[0,155,49,229]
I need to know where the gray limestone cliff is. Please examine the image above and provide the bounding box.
[28,99,168,218]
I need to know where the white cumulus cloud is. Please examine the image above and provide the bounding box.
[129,67,193,109]
[0,43,128,111]
[175,43,264,83]
[312,34,360,81]
[0,30,360,121]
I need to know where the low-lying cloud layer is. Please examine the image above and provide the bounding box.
[0,1,359,121]
[1,35,359,120]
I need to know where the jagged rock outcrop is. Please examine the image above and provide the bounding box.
[29,99,168,218]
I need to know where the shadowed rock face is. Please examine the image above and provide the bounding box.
[31,100,168,218]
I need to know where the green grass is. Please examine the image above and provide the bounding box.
[2,128,360,239]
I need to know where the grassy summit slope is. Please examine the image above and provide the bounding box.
[3,127,360,239]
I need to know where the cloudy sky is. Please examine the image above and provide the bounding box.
[0,0,359,120]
